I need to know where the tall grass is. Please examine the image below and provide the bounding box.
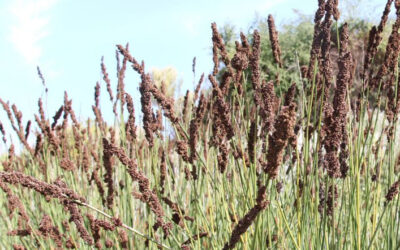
[1,0,400,249]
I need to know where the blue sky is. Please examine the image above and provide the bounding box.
[0,0,388,149]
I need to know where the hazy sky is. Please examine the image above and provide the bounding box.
[0,0,389,149]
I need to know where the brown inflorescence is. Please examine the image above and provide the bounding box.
[37,98,46,123]
[115,43,129,115]
[192,56,196,75]
[176,140,190,163]
[102,139,172,237]
[63,96,78,132]
[90,151,105,205]
[87,213,116,249]
[211,22,231,76]
[259,80,277,137]
[232,143,250,168]
[0,172,93,245]
[81,146,90,175]
[267,14,282,68]
[105,238,114,248]
[208,74,234,173]
[1,101,34,154]
[63,203,93,245]
[370,3,400,90]
[339,127,349,178]
[249,30,262,105]
[193,73,205,104]
[118,229,129,249]
[0,179,30,237]
[46,124,61,152]
[223,185,269,250]
[24,120,31,140]
[92,83,105,132]
[12,104,23,132]
[162,197,194,228]
[247,120,257,164]
[149,81,182,135]
[103,138,115,209]
[2,144,15,171]
[182,90,190,123]
[189,93,208,165]
[332,0,340,20]
[235,33,251,91]
[65,236,77,248]
[33,133,43,158]
[363,0,394,83]
[0,99,15,128]
[265,234,278,248]
[217,142,229,173]
[125,93,137,142]
[385,179,400,204]
[231,36,250,85]
[326,185,338,216]
[386,80,400,127]
[60,93,70,143]
[209,75,234,140]
[37,66,47,90]
[307,0,326,79]
[101,56,114,102]
[263,103,297,179]
[33,101,61,154]
[284,83,297,107]
[159,146,167,194]
[62,220,70,232]
[0,120,6,143]
[117,44,160,147]
[54,178,94,245]
[60,157,75,171]
[318,183,338,217]
[51,105,64,129]
[322,23,352,179]
[13,244,25,250]
[38,214,63,248]
[181,232,208,249]
[94,82,101,109]
[319,0,336,89]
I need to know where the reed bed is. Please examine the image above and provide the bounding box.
[1,0,400,249]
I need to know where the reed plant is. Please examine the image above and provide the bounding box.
[1,0,400,249]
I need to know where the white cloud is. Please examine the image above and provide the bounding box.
[8,0,57,64]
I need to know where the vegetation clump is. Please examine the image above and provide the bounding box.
[1,0,400,249]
